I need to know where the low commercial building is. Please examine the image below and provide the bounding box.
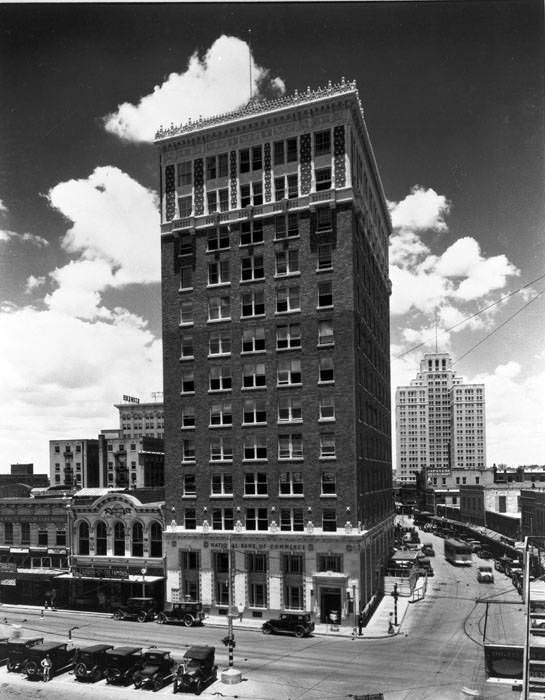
[418,467,494,512]
[521,487,545,537]
[460,482,525,541]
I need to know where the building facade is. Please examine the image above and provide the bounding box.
[115,400,164,439]
[521,488,545,538]
[49,439,99,488]
[419,466,494,511]
[98,431,164,489]
[396,353,486,483]
[157,80,394,626]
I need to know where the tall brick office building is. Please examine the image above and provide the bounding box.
[156,80,394,626]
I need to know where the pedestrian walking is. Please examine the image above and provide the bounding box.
[237,601,244,622]
[387,612,395,635]
[41,654,52,682]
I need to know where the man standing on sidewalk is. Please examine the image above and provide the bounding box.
[237,601,244,622]
[388,612,395,635]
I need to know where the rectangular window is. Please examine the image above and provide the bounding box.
[210,437,233,462]
[322,509,337,532]
[283,554,304,575]
[286,138,298,162]
[274,176,285,201]
[498,495,507,513]
[252,181,263,206]
[287,174,298,199]
[209,332,231,356]
[321,471,336,495]
[273,140,285,165]
[284,584,304,609]
[180,266,193,290]
[209,366,232,392]
[317,554,342,572]
[207,190,217,213]
[182,439,195,462]
[212,508,234,531]
[208,259,230,286]
[179,300,193,325]
[56,530,66,546]
[242,326,265,353]
[280,508,305,532]
[252,146,262,171]
[243,436,267,461]
[241,290,265,318]
[208,295,230,321]
[278,434,303,460]
[319,356,334,383]
[183,473,196,496]
[244,472,268,495]
[181,406,195,428]
[210,401,233,427]
[318,281,333,308]
[320,434,336,458]
[315,167,332,191]
[207,226,230,251]
[243,398,267,425]
[275,248,299,276]
[218,153,229,178]
[242,362,266,389]
[206,155,217,180]
[240,184,251,207]
[38,529,48,546]
[246,508,268,531]
[211,472,233,496]
[241,253,264,281]
[184,508,196,530]
[239,148,250,173]
[314,130,331,156]
[316,207,333,232]
[276,323,301,350]
[240,220,264,245]
[218,188,229,212]
[275,213,299,239]
[276,286,300,313]
[278,396,302,423]
[179,196,193,218]
[277,358,302,386]
[279,471,303,495]
[180,335,194,359]
[318,321,334,346]
[317,243,333,270]
[319,397,335,421]
[177,161,192,186]
[181,370,195,394]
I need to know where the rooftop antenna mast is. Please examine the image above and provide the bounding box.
[248,29,253,101]
[434,308,438,353]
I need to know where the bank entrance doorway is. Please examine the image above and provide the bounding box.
[319,587,342,624]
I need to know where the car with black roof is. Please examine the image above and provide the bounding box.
[112,597,157,623]
[262,612,315,638]
[173,645,217,695]
[156,601,205,627]
[5,637,44,672]
[74,643,114,682]
[24,641,79,680]
[104,646,143,685]
[133,648,176,691]
[0,637,11,665]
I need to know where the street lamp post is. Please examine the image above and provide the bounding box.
[141,567,147,598]
[220,534,241,685]
[391,583,399,626]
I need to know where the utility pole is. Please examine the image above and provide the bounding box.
[391,583,399,626]
[221,535,241,685]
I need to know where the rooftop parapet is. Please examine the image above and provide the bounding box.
[155,78,362,141]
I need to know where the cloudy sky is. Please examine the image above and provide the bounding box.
[0,1,543,473]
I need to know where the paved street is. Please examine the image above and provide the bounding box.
[0,525,525,699]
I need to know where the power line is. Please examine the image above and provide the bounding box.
[453,289,544,366]
[395,271,545,360]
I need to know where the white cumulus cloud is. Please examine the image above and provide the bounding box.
[0,199,7,213]
[25,275,46,293]
[104,35,286,143]
[388,186,450,232]
[0,229,49,247]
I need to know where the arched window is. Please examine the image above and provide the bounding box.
[150,521,162,557]
[132,522,144,557]
[113,522,125,557]
[78,522,89,555]
[4,522,13,545]
[95,521,107,555]
[21,522,30,545]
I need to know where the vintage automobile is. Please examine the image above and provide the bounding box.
[467,540,482,553]
[0,637,10,665]
[24,641,79,680]
[6,637,44,672]
[156,602,205,627]
[421,543,435,557]
[112,597,157,623]
[173,645,217,695]
[104,646,143,685]
[477,565,494,583]
[262,612,315,638]
[415,556,435,577]
[133,648,176,691]
[74,643,114,682]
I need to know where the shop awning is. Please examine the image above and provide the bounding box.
[54,573,164,583]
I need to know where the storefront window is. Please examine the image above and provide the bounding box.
[150,521,162,557]
[132,522,144,557]
[113,522,125,556]
[284,584,304,610]
[78,522,89,555]
[95,521,107,555]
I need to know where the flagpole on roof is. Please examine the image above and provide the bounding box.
[248,29,252,101]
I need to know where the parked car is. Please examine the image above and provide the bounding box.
[467,540,482,553]
[104,646,143,685]
[494,559,506,573]
[531,617,545,635]
[422,544,435,557]
[112,597,157,623]
[415,556,435,577]
[156,602,205,627]
[173,645,217,695]
[133,648,176,691]
[479,549,493,560]
[74,643,114,682]
[477,566,494,583]
[6,637,44,672]
[0,637,11,665]
[24,641,79,680]
[262,612,315,638]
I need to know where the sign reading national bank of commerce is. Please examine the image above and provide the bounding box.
[204,539,310,551]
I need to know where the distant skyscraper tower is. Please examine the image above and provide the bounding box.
[156,80,394,624]
[395,353,486,483]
